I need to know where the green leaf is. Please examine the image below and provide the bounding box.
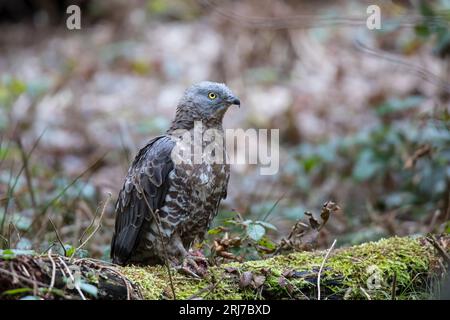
[257,236,277,250]
[208,227,225,235]
[2,287,32,296]
[65,245,75,257]
[0,249,16,259]
[246,223,266,241]
[303,156,321,172]
[0,249,35,258]
[444,221,450,235]
[255,221,277,231]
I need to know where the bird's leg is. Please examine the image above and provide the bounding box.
[168,234,207,278]
[181,250,209,278]
[186,249,207,263]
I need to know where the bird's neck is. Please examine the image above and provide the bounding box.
[166,109,224,134]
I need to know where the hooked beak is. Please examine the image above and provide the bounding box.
[227,96,241,108]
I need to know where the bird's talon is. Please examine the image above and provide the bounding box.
[174,265,201,278]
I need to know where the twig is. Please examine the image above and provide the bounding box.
[15,137,37,210]
[360,286,371,300]
[391,272,397,300]
[22,151,108,240]
[9,222,21,247]
[41,242,56,254]
[187,275,225,300]
[70,193,111,262]
[78,205,100,244]
[317,239,337,300]
[9,261,19,284]
[2,129,46,234]
[0,268,49,288]
[0,234,8,245]
[261,191,287,221]
[280,275,310,300]
[47,249,56,292]
[354,39,450,94]
[48,217,66,257]
[141,195,177,300]
[73,258,138,300]
[20,264,31,278]
[426,234,450,265]
[38,152,108,218]
[1,160,16,236]
[58,256,86,300]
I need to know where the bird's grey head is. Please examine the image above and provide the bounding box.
[170,81,240,130]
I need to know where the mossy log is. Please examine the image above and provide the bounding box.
[0,254,142,300]
[0,236,448,300]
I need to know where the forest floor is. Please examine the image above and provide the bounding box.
[0,0,449,295]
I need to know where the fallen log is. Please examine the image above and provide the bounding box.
[0,236,448,300]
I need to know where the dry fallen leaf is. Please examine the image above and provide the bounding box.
[404,145,431,169]
[319,201,341,231]
[252,275,266,288]
[304,211,320,230]
[239,271,253,289]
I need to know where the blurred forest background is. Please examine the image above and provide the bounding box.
[0,0,449,261]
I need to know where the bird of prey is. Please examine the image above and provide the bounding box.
[111,81,240,272]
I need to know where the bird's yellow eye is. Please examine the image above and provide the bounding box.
[208,92,217,100]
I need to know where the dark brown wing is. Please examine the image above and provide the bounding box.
[111,135,175,264]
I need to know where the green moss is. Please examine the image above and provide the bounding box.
[120,236,442,300]
[121,265,243,299]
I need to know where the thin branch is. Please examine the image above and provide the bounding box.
[360,286,372,300]
[0,268,49,288]
[58,256,86,300]
[70,193,111,262]
[354,39,450,93]
[38,152,107,218]
[23,152,108,239]
[141,195,177,300]
[187,275,226,300]
[8,222,21,248]
[1,160,16,236]
[47,249,56,292]
[15,137,37,210]
[317,239,337,300]
[261,191,287,222]
[48,217,66,257]
[78,203,101,245]
[426,234,450,265]
[391,272,397,300]
[200,0,449,30]
[2,129,46,235]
